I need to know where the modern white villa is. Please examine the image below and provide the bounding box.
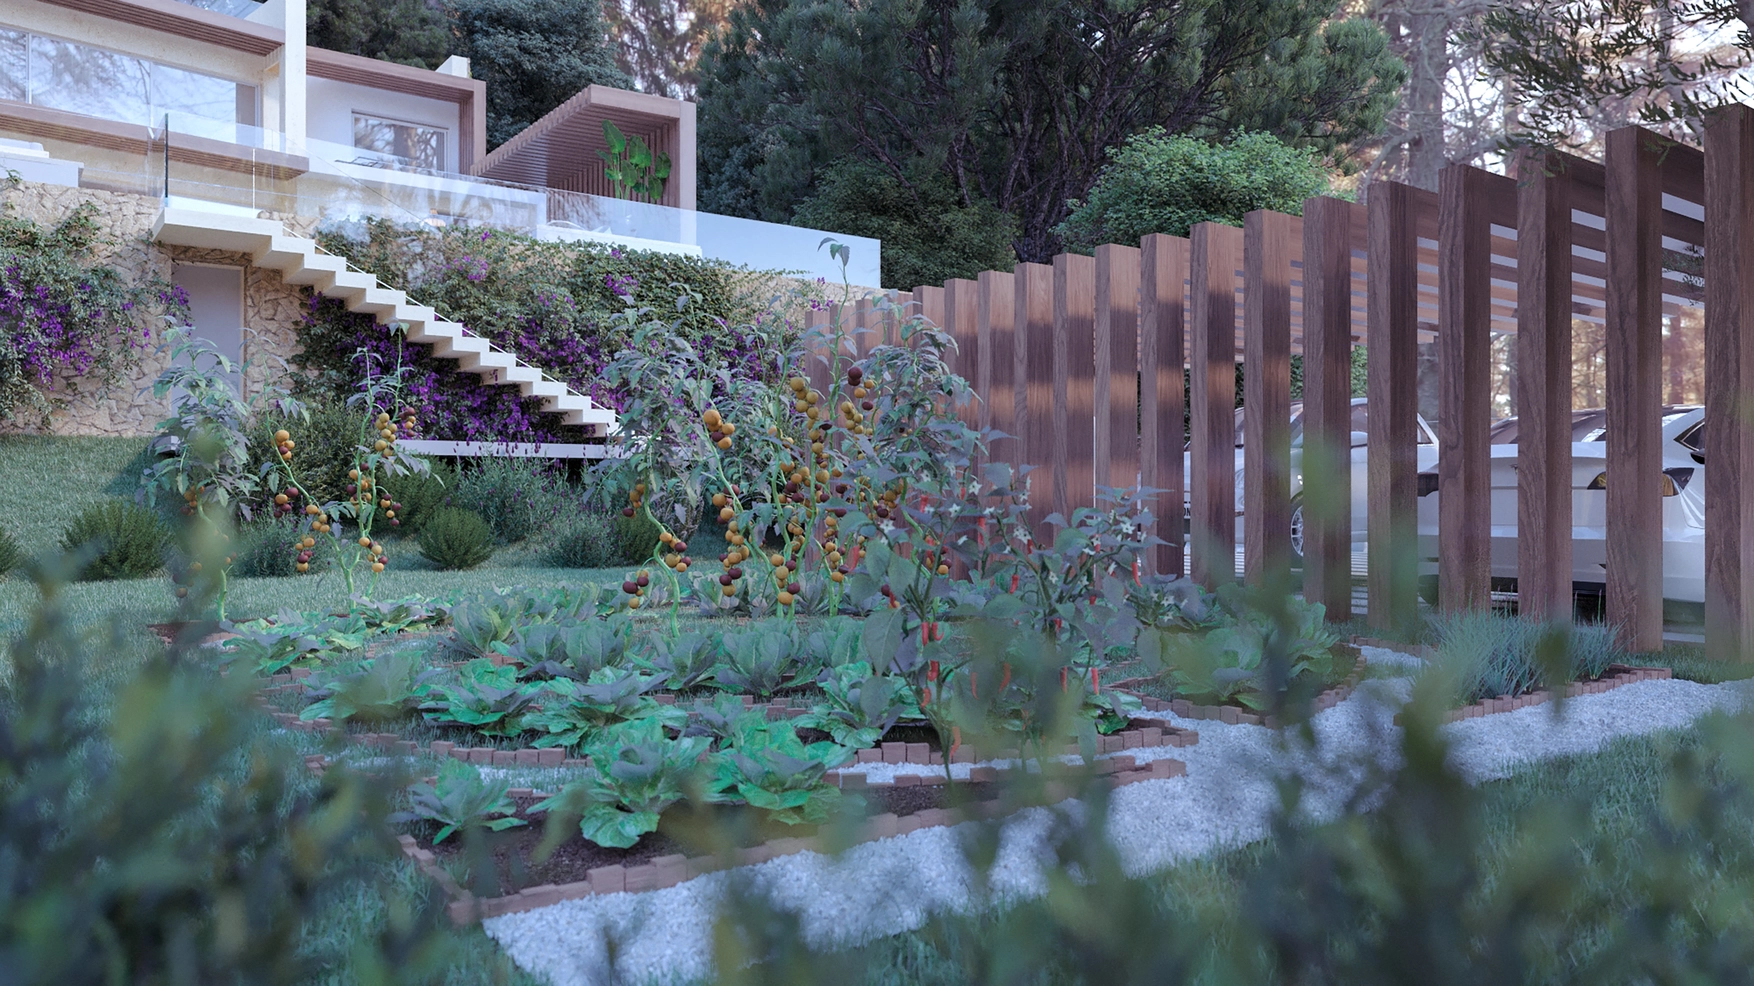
[0,0,880,439]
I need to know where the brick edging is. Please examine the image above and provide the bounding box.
[402,752,1188,925]
[1430,663,1673,723]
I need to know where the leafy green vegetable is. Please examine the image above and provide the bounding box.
[526,668,680,750]
[797,661,915,749]
[389,760,526,843]
[532,720,709,849]
[715,621,802,697]
[641,631,720,691]
[419,659,545,737]
[497,619,629,680]
[709,719,849,826]
[299,652,439,723]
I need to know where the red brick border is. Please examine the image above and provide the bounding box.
[1435,664,1673,723]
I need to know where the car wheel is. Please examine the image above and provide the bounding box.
[1288,495,1306,570]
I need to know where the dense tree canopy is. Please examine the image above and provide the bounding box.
[792,160,1018,288]
[698,0,1404,267]
[306,0,450,68]
[1055,130,1335,254]
[446,0,632,149]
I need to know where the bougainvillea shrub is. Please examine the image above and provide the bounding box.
[292,220,821,440]
[0,202,181,424]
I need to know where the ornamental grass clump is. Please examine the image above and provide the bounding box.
[417,507,495,570]
[1430,611,1628,707]
[58,499,169,580]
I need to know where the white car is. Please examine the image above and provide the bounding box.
[1181,397,1441,565]
[1415,405,1707,604]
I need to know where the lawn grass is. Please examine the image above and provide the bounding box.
[0,435,154,555]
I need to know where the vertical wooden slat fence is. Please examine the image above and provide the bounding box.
[1515,151,1576,623]
[1300,196,1358,617]
[1366,181,1426,633]
[1014,262,1056,537]
[1139,233,1188,577]
[1705,105,1754,662]
[1094,244,1142,492]
[1437,165,1504,613]
[1053,253,1098,521]
[1190,222,1242,588]
[813,110,1750,658]
[1242,210,1293,588]
[1605,127,1668,653]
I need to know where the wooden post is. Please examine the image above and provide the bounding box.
[1437,164,1498,613]
[1094,244,1142,492]
[1705,105,1754,662]
[943,278,981,442]
[1014,263,1056,537]
[913,284,946,331]
[1190,222,1241,588]
[1052,253,1097,522]
[1604,126,1666,652]
[1367,182,1423,632]
[978,270,1017,466]
[1140,233,1188,577]
[1515,152,1575,623]
[1300,196,1356,617]
[1243,210,1293,588]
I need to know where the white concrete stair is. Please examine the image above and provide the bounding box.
[152,206,617,435]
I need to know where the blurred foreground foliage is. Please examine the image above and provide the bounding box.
[0,556,522,984]
[710,617,1754,986]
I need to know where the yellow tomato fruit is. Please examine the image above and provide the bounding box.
[722,584,736,597]
[274,429,291,442]
[937,564,950,576]
[372,562,385,573]
[777,591,795,606]
[717,438,732,450]
[359,537,372,547]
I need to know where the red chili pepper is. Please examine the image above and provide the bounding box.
[1009,573,1020,593]
[1091,666,1101,695]
[928,659,940,682]
[1060,667,1068,693]
[950,726,962,760]
[969,671,977,699]
[999,663,1012,692]
[1132,559,1141,585]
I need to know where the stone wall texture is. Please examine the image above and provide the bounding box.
[0,179,311,438]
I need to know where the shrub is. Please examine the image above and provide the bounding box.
[613,508,663,564]
[417,508,495,570]
[58,500,169,580]
[1055,130,1335,253]
[1430,611,1629,706]
[390,458,454,535]
[244,399,362,510]
[790,160,1018,288]
[231,520,331,578]
[547,513,619,568]
[0,525,19,576]
[449,457,580,543]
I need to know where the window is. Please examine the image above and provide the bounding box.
[352,114,446,171]
[0,29,252,130]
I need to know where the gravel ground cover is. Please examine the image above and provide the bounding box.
[482,646,1754,986]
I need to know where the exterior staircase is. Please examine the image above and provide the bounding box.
[151,206,618,435]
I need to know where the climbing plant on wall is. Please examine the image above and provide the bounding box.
[0,200,181,424]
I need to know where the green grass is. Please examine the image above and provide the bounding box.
[0,435,154,555]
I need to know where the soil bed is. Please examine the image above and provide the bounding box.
[425,783,998,894]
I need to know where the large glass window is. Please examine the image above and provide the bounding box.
[0,30,252,131]
[0,31,26,103]
[352,114,446,170]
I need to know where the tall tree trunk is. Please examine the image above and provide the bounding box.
[1403,1,1450,191]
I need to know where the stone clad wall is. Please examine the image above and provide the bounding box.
[0,180,312,438]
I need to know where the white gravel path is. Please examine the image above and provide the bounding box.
[483,646,1754,986]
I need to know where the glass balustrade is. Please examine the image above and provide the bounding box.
[150,111,882,285]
